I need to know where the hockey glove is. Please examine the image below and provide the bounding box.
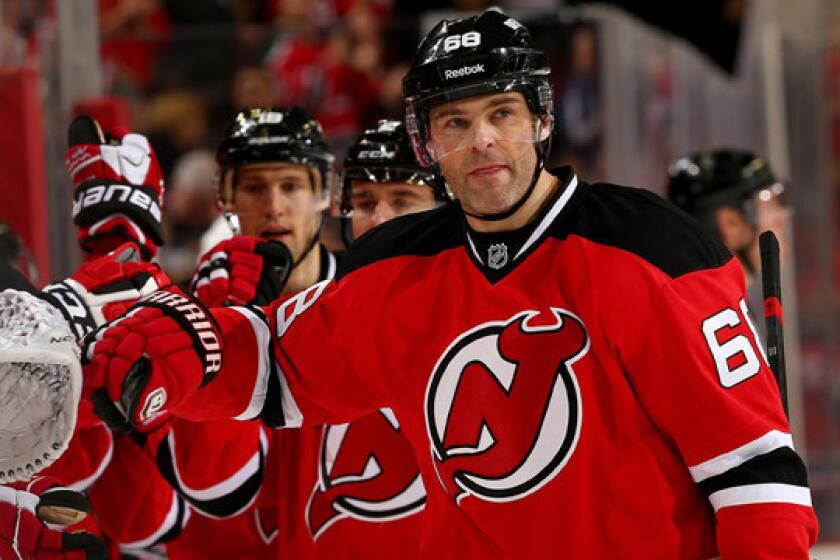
[82,288,222,432]
[0,477,107,560]
[43,243,172,342]
[189,236,293,307]
[66,115,165,260]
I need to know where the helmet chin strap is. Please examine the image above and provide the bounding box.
[292,230,320,269]
[458,146,546,223]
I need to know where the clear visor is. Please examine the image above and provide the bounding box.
[406,80,553,166]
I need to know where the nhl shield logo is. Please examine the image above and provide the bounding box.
[487,243,508,270]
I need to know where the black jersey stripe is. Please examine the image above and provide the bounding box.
[696,446,809,498]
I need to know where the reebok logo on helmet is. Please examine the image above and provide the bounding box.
[444,64,485,80]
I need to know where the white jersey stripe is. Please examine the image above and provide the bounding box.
[119,489,182,549]
[708,483,812,511]
[276,361,304,428]
[515,174,578,260]
[230,306,272,421]
[167,425,267,508]
[688,430,793,482]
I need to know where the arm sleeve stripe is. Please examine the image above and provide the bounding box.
[119,491,185,549]
[708,483,812,511]
[688,430,793,482]
[275,361,304,428]
[67,426,114,492]
[228,306,272,421]
[157,428,266,519]
[697,447,808,498]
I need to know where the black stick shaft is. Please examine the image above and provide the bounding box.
[759,231,787,418]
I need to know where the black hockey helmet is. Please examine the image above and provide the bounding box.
[339,120,445,215]
[216,106,335,203]
[402,9,553,168]
[667,149,779,230]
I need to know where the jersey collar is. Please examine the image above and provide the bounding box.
[463,166,580,283]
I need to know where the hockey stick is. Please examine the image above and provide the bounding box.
[759,231,787,418]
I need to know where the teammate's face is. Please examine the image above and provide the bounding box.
[350,181,437,237]
[714,206,754,254]
[229,163,323,261]
[428,92,544,217]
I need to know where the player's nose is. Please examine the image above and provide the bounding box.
[470,119,498,152]
[369,201,396,228]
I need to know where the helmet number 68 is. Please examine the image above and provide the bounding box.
[444,32,481,52]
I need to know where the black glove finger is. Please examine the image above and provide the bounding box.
[91,389,131,433]
[37,489,92,517]
[254,240,293,271]
[62,531,109,559]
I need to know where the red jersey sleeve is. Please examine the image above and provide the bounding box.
[86,433,188,551]
[176,281,389,428]
[155,417,267,520]
[617,257,817,556]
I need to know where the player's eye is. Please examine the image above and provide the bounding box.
[353,199,376,214]
[392,197,414,213]
[443,117,468,130]
[239,182,265,195]
[494,107,513,119]
[281,181,303,193]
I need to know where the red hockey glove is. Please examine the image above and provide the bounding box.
[65,115,165,260]
[82,288,222,432]
[43,243,172,342]
[0,477,107,560]
[189,236,292,307]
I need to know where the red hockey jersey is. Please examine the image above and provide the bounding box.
[184,167,818,558]
[162,246,425,559]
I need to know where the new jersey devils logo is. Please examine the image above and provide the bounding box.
[426,308,589,504]
[306,409,426,540]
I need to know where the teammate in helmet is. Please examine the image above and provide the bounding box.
[340,119,446,240]
[215,106,337,295]
[667,148,788,278]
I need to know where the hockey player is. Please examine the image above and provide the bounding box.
[667,148,788,331]
[158,107,337,559]
[85,10,818,557]
[340,119,445,240]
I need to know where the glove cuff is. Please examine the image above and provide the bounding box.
[73,180,164,247]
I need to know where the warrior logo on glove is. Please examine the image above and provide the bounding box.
[140,291,223,379]
[426,308,588,504]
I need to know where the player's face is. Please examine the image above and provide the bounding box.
[714,206,754,254]
[230,163,323,261]
[428,92,543,217]
[350,181,437,237]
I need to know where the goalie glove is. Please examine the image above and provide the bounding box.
[0,477,107,560]
[82,288,223,432]
[190,236,293,307]
[65,115,165,260]
[43,243,171,342]
[0,290,81,484]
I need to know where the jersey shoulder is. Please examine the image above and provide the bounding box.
[560,181,733,279]
[336,204,462,282]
